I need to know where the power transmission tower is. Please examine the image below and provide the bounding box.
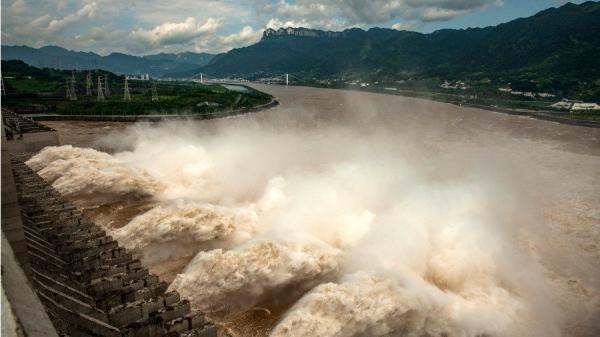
[69,70,77,100]
[1,74,6,96]
[104,76,110,96]
[86,71,92,96]
[65,79,71,99]
[123,76,131,102]
[97,76,105,101]
[151,81,158,102]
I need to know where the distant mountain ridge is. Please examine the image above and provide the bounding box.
[185,1,599,99]
[1,45,215,77]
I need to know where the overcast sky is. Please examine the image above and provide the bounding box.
[1,0,585,55]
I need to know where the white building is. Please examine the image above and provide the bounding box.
[126,74,151,81]
[571,102,600,111]
[551,100,574,110]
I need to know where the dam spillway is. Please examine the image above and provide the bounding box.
[2,110,216,337]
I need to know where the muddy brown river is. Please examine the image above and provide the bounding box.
[38,84,599,337]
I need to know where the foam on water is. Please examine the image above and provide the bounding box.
[169,240,341,311]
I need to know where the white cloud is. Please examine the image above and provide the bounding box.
[46,2,97,33]
[10,0,26,14]
[130,17,221,47]
[391,21,416,31]
[421,7,470,21]
[259,0,503,29]
[265,17,348,31]
[220,26,263,48]
[265,1,330,18]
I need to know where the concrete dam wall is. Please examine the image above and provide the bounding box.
[1,109,216,337]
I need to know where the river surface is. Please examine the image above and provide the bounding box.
[39,84,599,337]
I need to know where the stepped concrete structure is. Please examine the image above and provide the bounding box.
[2,108,59,153]
[1,109,217,337]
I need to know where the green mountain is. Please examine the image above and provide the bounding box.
[190,1,599,99]
[0,45,213,77]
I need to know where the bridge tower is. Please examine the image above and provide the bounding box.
[286,73,289,86]
[123,76,131,102]
[97,76,105,101]
[200,73,203,84]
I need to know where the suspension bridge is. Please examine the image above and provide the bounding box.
[188,72,308,86]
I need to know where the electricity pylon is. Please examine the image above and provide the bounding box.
[69,70,77,100]
[151,81,158,102]
[97,76,105,101]
[123,76,131,102]
[1,75,6,95]
[86,71,92,96]
[65,80,71,99]
[104,76,110,96]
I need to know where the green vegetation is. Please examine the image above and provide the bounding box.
[1,60,272,116]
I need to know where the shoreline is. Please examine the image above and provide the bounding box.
[253,83,600,128]
[23,98,279,122]
[344,86,600,128]
[455,102,600,128]
[366,88,600,128]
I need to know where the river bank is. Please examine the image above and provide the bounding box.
[23,98,279,122]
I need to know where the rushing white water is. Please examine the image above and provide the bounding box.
[26,85,600,337]
[170,239,341,311]
[112,200,256,265]
[28,145,163,200]
[271,271,551,337]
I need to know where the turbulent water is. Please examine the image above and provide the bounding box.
[31,85,600,337]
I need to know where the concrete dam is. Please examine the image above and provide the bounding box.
[2,109,216,337]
